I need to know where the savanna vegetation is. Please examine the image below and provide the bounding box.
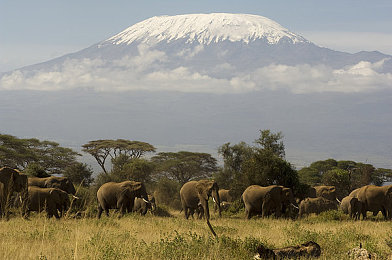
[1,131,392,259]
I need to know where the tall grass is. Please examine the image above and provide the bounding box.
[0,210,392,259]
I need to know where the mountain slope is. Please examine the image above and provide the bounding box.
[1,13,391,93]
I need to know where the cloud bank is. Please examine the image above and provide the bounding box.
[1,46,391,94]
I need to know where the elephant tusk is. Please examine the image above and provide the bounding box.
[291,203,299,210]
[72,195,79,199]
[336,198,341,204]
[142,198,149,203]
[212,197,216,203]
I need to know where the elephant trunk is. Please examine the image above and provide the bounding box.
[201,198,210,220]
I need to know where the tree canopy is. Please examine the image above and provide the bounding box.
[216,130,298,199]
[82,139,156,173]
[298,158,389,196]
[151,151,218,185]
[0,134,80,175]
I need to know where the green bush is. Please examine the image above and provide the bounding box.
[153,178,181,210]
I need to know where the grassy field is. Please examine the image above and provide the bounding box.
[1,209,392,259]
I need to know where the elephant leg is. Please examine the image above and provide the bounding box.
[97,205,103,219]
[119,204,127,218]
[361,208,367,220]
[184,207,189,219]
[53,209,60,219]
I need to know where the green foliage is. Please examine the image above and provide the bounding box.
[23,162,50,177]
[111,157,155,183]
[0,134,80,175]
[82,139,156,174]
[63,162,94,186]
[298,158,391,193]
[322,168,351,198]
[153,177,181,210]
[317,210,346,222]
[218,130,299,199]
[151,151,218,185]
[68,185,97,217]
[254,129,285,158]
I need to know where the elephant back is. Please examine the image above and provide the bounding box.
[349,187,361,198]
[313,185,337,200]
[45,177,76,195]
[218,189,233,202]
[242,185,283,208]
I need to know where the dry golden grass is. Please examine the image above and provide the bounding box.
[1,209,392,259]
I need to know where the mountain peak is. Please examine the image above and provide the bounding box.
[103,13,309,46]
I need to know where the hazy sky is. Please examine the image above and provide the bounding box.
[1,0,391,72]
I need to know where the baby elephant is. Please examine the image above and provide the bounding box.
[340,196,362,220]
[27,186,70,218]
[133,195,156,215]
[255,241,321,259]
[299,197,338,218]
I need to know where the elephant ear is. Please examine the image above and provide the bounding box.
[49,189,61,202]
[196,180,214,201]
[385,186,392,197]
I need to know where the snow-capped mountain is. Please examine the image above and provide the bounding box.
[1,13,391,93]
[1,13,392,169]
[103,13,308,45]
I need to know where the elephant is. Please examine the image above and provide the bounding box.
[279,186,298,217]
[219,189,233,202]
[350,185,392,219]
[312,185,337,201]
[133,195,156,215]
[179,202,204,219]
[27,186,69,218]
[28,176,76,195]
[340,196,362,220]
[97,181,149,218]
[220,201,232,211]
[0,167,28,217]
[242,185,284,219]
[214,189,233,212]
[180,180,221,220]
[298,197,338,218]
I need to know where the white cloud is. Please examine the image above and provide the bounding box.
[1,54,391,94]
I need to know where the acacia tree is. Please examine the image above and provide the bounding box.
[298,159,389,191]
[151,151,218,185]
[0,134,80,175]
[82,139,156,173]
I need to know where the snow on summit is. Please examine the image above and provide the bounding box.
[104,13,308,45]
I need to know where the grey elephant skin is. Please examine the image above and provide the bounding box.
[280,186,297,217]
[214,189,233,212]
[242,185,286,219]
[180,180,221,220]
[27,186,69,218]
[298,197,337,218]
[340,196,362,220]
[133,195,156,215]
[28,176,76,195]
[219,189,233,202]
[97,181,149,218]
[0,167,28,216]
[311,186,337,200]
[349,185,392,219]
